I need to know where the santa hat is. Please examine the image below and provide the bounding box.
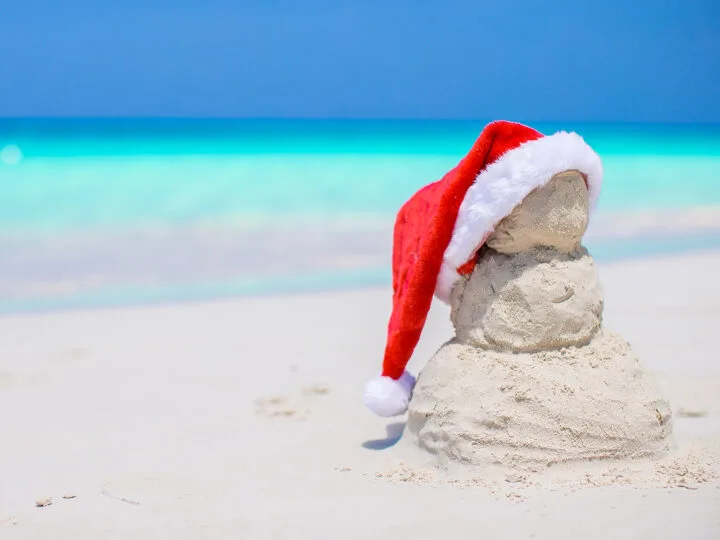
[363,120,603,417]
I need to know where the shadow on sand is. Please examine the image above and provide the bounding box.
[362,422,406,450]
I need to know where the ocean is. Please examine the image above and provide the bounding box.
[1,119,719,313]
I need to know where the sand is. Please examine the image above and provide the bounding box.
[1,250,720,539]
[451,247,603,351]
[452,173,602,352]
[416,175,674,477]
[404,329,674,473]
[487,170,590,254]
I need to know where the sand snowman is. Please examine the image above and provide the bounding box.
[364,121,672,472]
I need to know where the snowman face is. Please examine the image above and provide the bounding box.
[486,170,590,255]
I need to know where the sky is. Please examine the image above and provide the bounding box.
[0,0,718,121]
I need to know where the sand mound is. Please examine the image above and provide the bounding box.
[451,248,603,352]
[396,171,679,484]
[402,329,673,473]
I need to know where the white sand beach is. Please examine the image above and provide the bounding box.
[1,249,719,539]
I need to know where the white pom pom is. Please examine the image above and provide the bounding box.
[363,371,416,417]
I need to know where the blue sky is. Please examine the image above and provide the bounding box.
[0,0,718,120]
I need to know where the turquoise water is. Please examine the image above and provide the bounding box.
[1,119,719,313]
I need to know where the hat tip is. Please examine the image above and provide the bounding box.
[363,372,416,417]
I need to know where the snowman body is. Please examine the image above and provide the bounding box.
[401,171,673,470]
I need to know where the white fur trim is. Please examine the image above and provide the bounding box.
[435,262,461,305]
[363,371,416,417]
[436,131,603,298]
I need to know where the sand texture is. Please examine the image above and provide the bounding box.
[487,171,589,254]
[404,329,672,472]
[1,251,719,539]
[451,247,603,351]
[412,175,672,476]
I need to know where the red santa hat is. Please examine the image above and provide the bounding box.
[363,120,603,417]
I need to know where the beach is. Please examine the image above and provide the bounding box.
[2,0,719,534]
[1,248,719,539]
